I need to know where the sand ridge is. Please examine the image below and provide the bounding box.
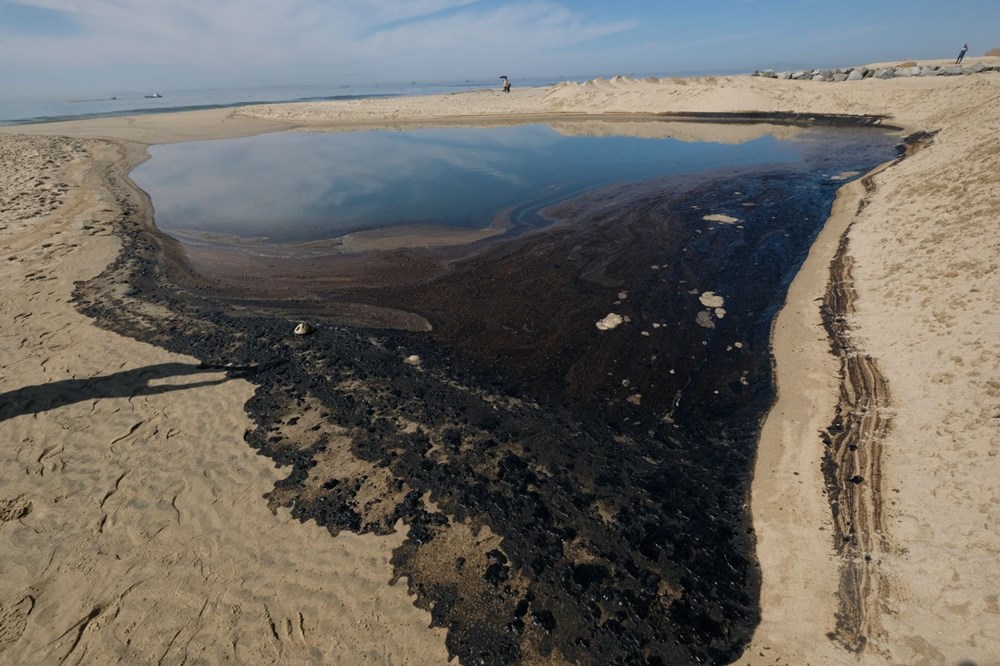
[0,59,998,663]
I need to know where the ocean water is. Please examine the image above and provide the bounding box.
[0,79,559,126]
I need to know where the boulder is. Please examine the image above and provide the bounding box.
[896,66,922,77]
[777,71,792,80]
[832,73,849,82]
[919,66,940,76]
[811,74,826,81]
[792,70,808,79]
[940,65,964,75]
[966,62,986,73]
[757,69,776,78]
[875,68,895,79]
[846,69,865,81]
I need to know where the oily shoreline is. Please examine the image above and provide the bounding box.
[73,139,763,666]
[68,116,899,664]
[3,67,998,664]
[2,134,457,664]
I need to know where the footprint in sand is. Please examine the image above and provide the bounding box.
[0,596,34,654]
[0,496,32,522]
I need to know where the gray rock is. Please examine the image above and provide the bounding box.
[777,71,792,80]
[875,68,895,79]
[811,74,826,81]
[967,62,986,73]
[792,70,808,79]
[847,69,865,81]
[832,73,849,82]
[919,66,940,77]
[896,66,922,77]
[940,65,964,76]
[758,69,776,78]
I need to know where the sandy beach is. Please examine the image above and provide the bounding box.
[2,58,998,664]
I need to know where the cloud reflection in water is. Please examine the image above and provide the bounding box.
[134,124,804,243]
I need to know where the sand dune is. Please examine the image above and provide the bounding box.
[1,60,998,663]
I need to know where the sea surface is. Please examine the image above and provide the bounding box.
[79,120,901,664]
[0,79,560,126]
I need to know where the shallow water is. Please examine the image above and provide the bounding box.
[132,124,832,244]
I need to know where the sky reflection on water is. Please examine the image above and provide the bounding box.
[133,124,827,243]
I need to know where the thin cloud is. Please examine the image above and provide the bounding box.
[0,0,638,91]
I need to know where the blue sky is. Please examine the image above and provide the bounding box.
[1,0,998,97]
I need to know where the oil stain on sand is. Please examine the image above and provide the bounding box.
[75,127,899,665]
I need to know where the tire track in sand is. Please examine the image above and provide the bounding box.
[818,147,920,652]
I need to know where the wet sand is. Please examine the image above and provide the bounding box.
[1,60,999,664]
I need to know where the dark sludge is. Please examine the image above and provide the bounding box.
[74,134,899,665]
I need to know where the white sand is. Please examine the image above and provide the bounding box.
[1,57,998,663]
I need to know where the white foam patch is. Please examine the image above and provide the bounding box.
[595,313,625,331]
[702,213,740,224]
[699,291,725,308]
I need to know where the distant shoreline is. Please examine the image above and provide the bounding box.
[0,95,399,127]
[0,78,562,127]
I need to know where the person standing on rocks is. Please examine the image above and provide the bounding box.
[956,43,969,64]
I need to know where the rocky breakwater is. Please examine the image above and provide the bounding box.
[752,61,999,82]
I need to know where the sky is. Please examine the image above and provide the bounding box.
[1,0,998,98]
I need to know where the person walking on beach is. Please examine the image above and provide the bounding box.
[956,43,969,64]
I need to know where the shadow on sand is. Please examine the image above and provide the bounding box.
[0,362,236,421]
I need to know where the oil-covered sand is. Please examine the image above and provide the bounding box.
[74,124,897,664]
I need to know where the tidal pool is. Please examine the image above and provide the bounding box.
[132,122,890,246]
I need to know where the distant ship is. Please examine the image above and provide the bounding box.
[144,92,162,98]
